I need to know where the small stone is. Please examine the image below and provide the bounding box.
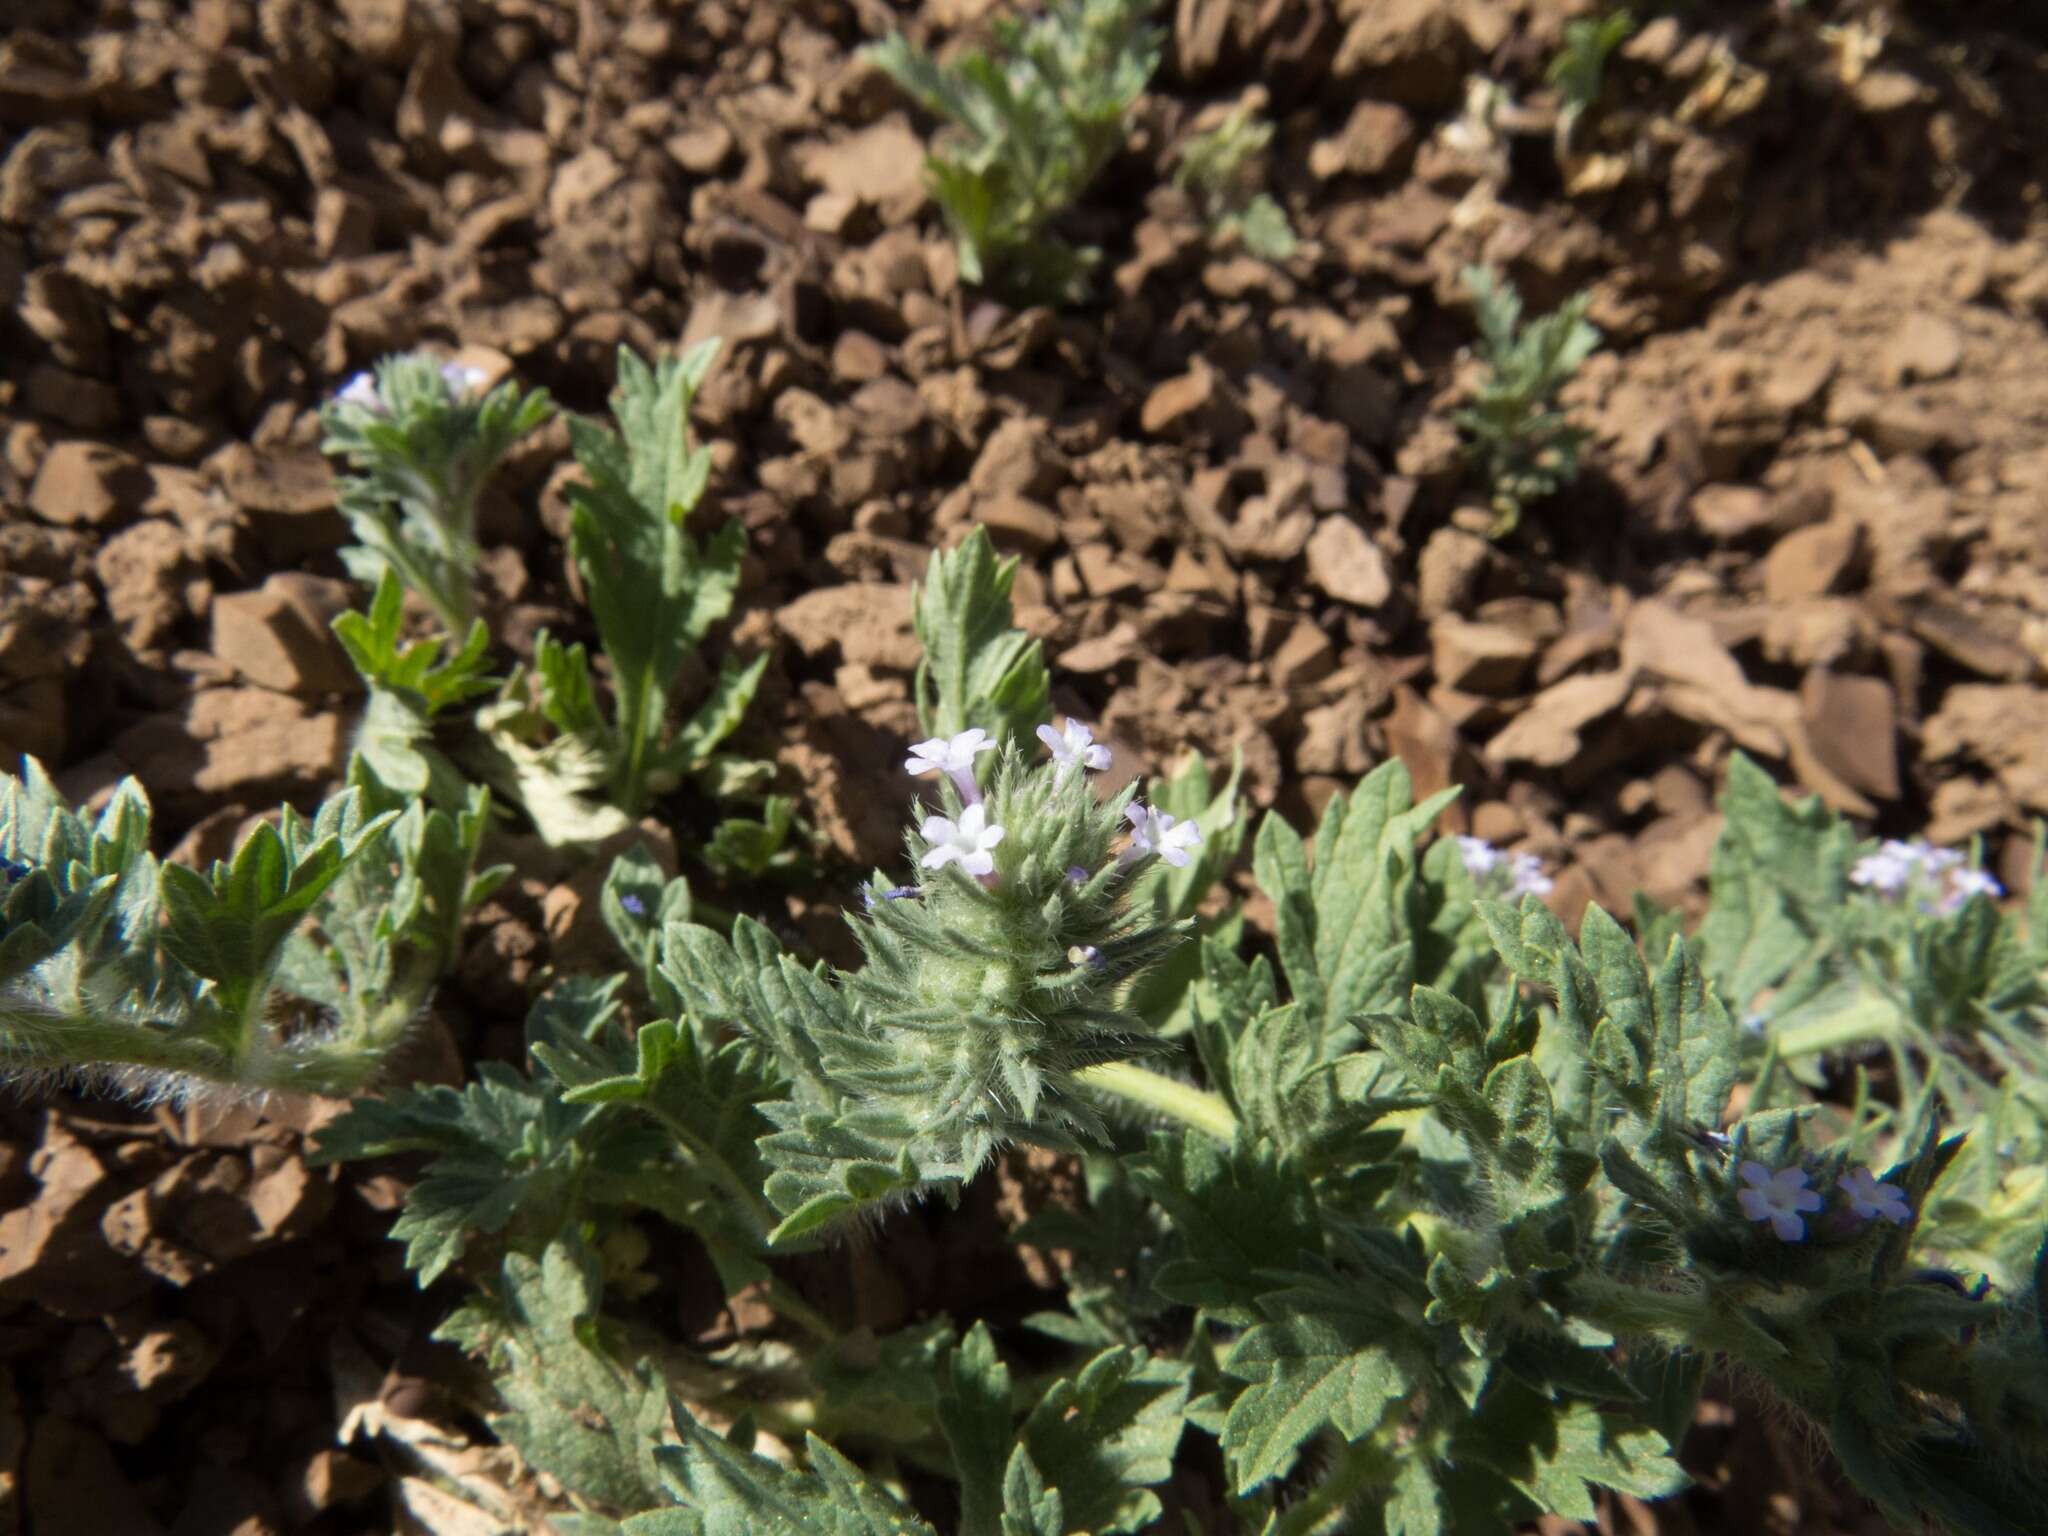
[1486,671,1633,768]
[1799,671,1899,802]
[1308,100,1416,179]
[95,519,196,655]
[775,583,918,669]
[1141,363,1217,436]
[1303,515,1392,607]
[27,441,146,526]
[112,687,350,806]
[1688,484,1773,541]
[830,331,888,384]
[1763,519,1860,603]
[1415,526,1493,619]
[209,574,358,695]
[1267,619,1336,690]
[291,1450,383,1517]
[1880,313,1962,385]
[968,419,1063,501]
[974,495,1060,555]
[1431,615,1540,695]
[313,186,374,259]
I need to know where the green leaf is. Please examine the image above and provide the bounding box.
[938,1323,1015,1536]
[557,344,755,818]
[912,527,1051,745]
[628,1421,937,1535]
[1256,762,1458,1039]
[158,792,394,1025]
[1459,1386,1687,1520]
[439,1241,669,1510]
[1018,1346,1190,1534]
[311,1061,600,1283]
[1221,1297,1416,1494]
[999,1448,1064,1536]
[1131,1131,1321,1321]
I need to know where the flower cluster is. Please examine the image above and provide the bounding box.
[334,358,491,415]
[1455,835,1553,898]
[906,720,1201,883]
[1850,838,2002,912]
[1737,1160,1912,1242]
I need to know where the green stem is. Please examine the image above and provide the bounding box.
[1077,1061,1237,1142]
[1269,1436,1388,1536]
[0,1002,389,1098]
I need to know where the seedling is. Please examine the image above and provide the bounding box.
[1175,101,1296,261]
[321,353,554,634]
[1549,8,1636,149]
[866,0,1163,305]
[322,344,772,854]
[0,757,503,1099]
[1455,264,1603,537]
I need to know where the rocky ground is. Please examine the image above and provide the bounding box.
[2,0,2046,1530]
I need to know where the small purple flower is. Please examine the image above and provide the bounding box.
[1036,718,1112,781]
[1504,851,1553,898]
[1939,868,2003,913]
[1455,836,1502,879]
[906,729,998,805]
[1737,1161,1824,1242]
[619,893,647,917]
[1839,1166,1912,1224]
[918,803,1005,877]
[1118,804,1203,871]
[336,372,383,411]
[1456,837,1551,897]
[440,360,490,396]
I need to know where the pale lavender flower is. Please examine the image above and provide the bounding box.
[1119,804,1203,871]
[1839,1166,1912,1224]
[1737,1161,1824,1242]
[918,803,1005,878]
[1939,868,2003,913]
[619,893,646,917]
[337,371,383,411]
[1505,852,1553,898]
[1457,836,1551,897]
[1850,840,1919,894]
[905,728,998,805]
[1036,718,1112,781]
[440,360,491,396]
[1456,836,1503,879]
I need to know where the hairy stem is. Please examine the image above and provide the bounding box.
[1077,1061,1237,1142]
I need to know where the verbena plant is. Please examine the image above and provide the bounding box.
[1174,101,1296,262]
[1548,9,1636,149]
[323,354,555,634]
[867,0,1163,305]
[9,503,2047,1530]
[1455,265,1603,539]
[325,343,777,854]
[0,757,502,1098]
